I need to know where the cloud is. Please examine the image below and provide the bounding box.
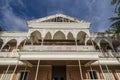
[0,0,28,31]
[89,16,111,32]
[0,0,116,32]
[43,0,115,32]
[84,0,115,32]
[1,8,27,31]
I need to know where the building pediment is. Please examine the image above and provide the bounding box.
[41,16,77,22]
[27,13,91,29]
[28,13,90,23]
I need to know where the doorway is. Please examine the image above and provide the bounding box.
[52,66,66,80]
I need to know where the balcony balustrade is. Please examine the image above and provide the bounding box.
[0,51,19,58]
[98,50,120,58]
[0,46,120,59]
[113,52,120,58]
[22,45,96,51]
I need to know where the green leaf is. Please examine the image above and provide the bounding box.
[118,6,120,15]
[118,0,120,4]
[110,0,120,33]
[0,27,2,31]
[110,16,120,21]
[111,19,120,28]
[111,0,117,5]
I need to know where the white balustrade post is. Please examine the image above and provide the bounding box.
[10,60,19,80]
[22,66,27,80]
[75,39,78,51]
[4,64,11,80]
[35,60,40,80]
[78,60,83,80]
[41,38,44,46]
[98,60,106,80]
[90,65,94,79]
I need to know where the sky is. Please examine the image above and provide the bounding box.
[0,0,116,32]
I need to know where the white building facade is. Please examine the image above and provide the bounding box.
[0,14,120,80]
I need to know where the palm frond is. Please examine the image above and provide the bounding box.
[111,0,117,5]
[109,0,120,34]
[118,6,120,15]
[117,0,120,4]
[110,16,120,21]
[111,20,120,27]
[0,26,2,31]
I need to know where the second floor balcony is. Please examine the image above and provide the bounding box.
[0,49,120,59]
[21,45,96,51]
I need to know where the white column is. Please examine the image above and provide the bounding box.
[0,38,10,51]
[4,64,11,80]
[41,37,44,46]
[90,65,94,79]
[22,39,27,48]
[75,38,78,51]
[108,41,116,52]
[31,38,33,45]
[35,60,40,80]
[10,60,19,80]
[98,60,106,80]
[105,64,110,75]
[78,60,83,80]
[91,39,106,80]
[22,66,27,80]
[0,42,7,51]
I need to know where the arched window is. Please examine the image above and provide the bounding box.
[31,30,41,45]
[112,40,120,52]
[116,45,120,52]
[44,32,52,45]
[86,39,92,45]
[44,32,52,40]
[77,31,87,45]
[100,39,112,52]
[67,32,74,40]
[3,39,17,52]
[2,44,10,52]
[0,39,3,49]
[53,31,66,40]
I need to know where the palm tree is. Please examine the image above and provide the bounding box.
[110,17,120,33]
[111,0,120,15]
[0,27,2,31]
[0,26,2,31]
[110,0,120,33]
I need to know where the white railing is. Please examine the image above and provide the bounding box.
[1,49,119,58]
[113,52,120,57]
[22,45,96,51]
[84,79,105,80]
[98,50,113,57]
[19,51,99,60]
[98,50,120,58]
[0,51,19,58]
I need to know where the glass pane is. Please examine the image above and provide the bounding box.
[89,71,98,79]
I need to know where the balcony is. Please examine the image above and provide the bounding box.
[0,51,19,58]
[113,52,120,58]
[22,45,96,51]
[0,48,120,59]
[19,51,99,60]
[98,50,120,58]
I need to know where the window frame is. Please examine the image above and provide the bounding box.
[17,70,30,80]
[103,70,115,80]
[87,70,99,79]
[115,70,120,79]
[0,70,13,80]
